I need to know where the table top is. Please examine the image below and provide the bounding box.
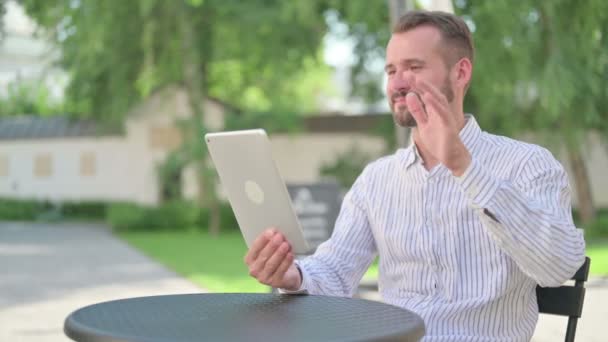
[65,293,425,342]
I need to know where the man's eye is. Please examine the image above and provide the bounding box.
[387,70,396,76]
[411,66,422,71]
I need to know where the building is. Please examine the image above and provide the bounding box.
[0,86,387,205]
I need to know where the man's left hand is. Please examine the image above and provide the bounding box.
[405,79,471,176]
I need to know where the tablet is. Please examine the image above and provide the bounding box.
[205,129,311,254]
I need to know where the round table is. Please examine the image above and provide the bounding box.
[64,293,425,342]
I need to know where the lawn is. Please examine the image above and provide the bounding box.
[587,241,608,275]
[119,230,605,293]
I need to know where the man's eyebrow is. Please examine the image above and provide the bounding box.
[402,58,426,65]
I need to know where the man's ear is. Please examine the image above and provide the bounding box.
[455,57,472,90]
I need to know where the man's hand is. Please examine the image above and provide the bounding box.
[244,228,302,290]
[406,79,471,176]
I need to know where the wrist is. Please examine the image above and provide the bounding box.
[449,145,471,177]
[284,264,303,291]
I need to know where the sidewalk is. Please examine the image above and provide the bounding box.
[0,222,204,342]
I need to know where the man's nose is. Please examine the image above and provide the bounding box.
[390,72,414,92]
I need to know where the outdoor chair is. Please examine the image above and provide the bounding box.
[536,256,591,342]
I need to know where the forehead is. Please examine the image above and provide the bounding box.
[386,25,443,61]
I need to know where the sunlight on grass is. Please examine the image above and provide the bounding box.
[119,230,380,292]
[587,242,608,275]
[119,230,268,293]
[119,230,608,294]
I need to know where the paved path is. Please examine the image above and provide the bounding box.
[0,222,204,342]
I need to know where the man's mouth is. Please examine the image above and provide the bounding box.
[392,90,410,105]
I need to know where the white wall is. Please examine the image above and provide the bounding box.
[270,133,386,183]
[0,137,136,202]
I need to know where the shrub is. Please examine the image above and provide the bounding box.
[60,201,107,220]
[584,214,608,239]
[0,198,50,220]
[107,200,201,232]
[106,202,148,231]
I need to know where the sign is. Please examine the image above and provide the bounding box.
[287,182,343,253]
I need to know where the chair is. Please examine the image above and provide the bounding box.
[536,256,591,342]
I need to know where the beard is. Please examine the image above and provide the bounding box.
[390,77,454,128]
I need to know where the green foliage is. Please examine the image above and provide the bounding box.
[199,203,239,232]
[0,82,64,116]
[18,0,334,122]
[457,0,608,140]
[0,198,107,221]
[106,200,238,232]
[223,110,304,133]
[578,208,608,239]
[319,144,373,188]
[0,198,49,220]
[107,201,199,231]
[58,201,107,219]
[157,149,189,201]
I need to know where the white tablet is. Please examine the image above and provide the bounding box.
[205,129,311,254]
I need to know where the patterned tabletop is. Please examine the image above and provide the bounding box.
[65,293,425,342]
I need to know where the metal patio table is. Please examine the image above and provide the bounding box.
[65,293,425,342]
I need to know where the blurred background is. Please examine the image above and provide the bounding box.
[0,0,606,341]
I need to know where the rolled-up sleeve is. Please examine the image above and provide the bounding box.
[455,148,586,287]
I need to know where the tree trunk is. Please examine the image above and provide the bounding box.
[179,3,221,236]
[567,144,596,225]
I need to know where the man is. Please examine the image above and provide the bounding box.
[244,10,585,341]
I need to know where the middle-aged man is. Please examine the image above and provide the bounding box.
[244,10,586,341]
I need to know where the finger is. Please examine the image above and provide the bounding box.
[416,80,452,122]
[244,228,276,264]
[269,253,295,287]
[258,242,291,282]
[250,233,285,275]
[416,79,447,104]
[406,92,428,125]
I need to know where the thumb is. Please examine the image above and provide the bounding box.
[406,92,427,125]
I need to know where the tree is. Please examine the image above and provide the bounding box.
[320,0,608,225]
[17,0,333,234]
[461,0,608,225]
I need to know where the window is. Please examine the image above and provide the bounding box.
[149,125,182,150]
[80,152,96,176]
[34,153,53,178]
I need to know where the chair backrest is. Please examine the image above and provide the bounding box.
[536,256,591,342]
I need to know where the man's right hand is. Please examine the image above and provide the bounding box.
[244,228,302,291]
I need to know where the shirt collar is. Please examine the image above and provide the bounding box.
[400,114,482,169]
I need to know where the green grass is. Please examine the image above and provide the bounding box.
[119,230,379,293]
[118,231,608,293]
[120,230,268,293]
[587,240,608,275]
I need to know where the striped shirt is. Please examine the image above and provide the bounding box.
[293,115,586,341]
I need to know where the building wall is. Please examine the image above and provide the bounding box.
[0,137,134,202]
[271,133,386,183]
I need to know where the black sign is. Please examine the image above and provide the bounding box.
[287,182,343,253]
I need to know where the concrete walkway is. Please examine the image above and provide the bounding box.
[0,222,204,342]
